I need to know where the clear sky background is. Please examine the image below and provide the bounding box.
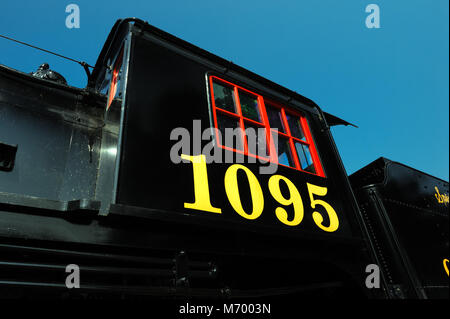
[1,0,448,180]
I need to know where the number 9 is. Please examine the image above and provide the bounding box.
[268,175,304,226]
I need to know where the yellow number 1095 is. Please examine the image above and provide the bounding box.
[181,154,339,233]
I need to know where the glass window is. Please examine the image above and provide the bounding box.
[245,123,269,156]
[295,142,316,174]
[266,106,285,133]
[209,75,324,177]
[238,90,261,122]
[274,135,295,167]
[286,113,306,141]
[216,113,243,151]
[212,81,236,113]
[107,47,124,109]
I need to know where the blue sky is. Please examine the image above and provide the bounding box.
[1,0,448,180]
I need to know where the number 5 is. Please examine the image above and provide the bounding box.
[306,183,339,232]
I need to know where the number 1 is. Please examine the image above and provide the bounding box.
[181,154,222,214]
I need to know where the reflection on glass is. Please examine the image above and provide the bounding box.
[239,90,260,122]
[245,123,268,156]
[286,113,306,141]
[295,142,316,174]
[273,134,294,167]
[266,105,285,133]
[213,81,236,113]
[216,113,243,150]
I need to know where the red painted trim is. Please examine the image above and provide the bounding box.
[233,86,248,154]
[300,116,325,177]
[280,107,301,169]
[107,46,124,110]
[209,75,325,177]
[216,108,241,119]
[243,118,266,127]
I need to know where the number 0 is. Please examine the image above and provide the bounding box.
[224,164,264,220]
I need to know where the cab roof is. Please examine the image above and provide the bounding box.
[91,18,355,127]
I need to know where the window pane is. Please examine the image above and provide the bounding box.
[266,106,285,133]
[244,123,269,157]
[273,134,294,167]
[216,113,243,150]
[295,142,316,174]
[286,113,306,141]
[213,81,236,113]
[238,90,261,122]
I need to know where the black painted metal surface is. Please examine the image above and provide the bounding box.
[350,158,449,299]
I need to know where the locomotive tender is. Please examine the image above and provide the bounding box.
[0,18,448,299]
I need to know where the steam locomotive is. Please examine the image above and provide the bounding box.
[0,18,448,299]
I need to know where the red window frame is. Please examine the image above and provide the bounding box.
[209,75,325,177]
[107,46,124,110]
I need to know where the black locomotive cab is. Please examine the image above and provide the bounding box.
[90,19,365,236]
